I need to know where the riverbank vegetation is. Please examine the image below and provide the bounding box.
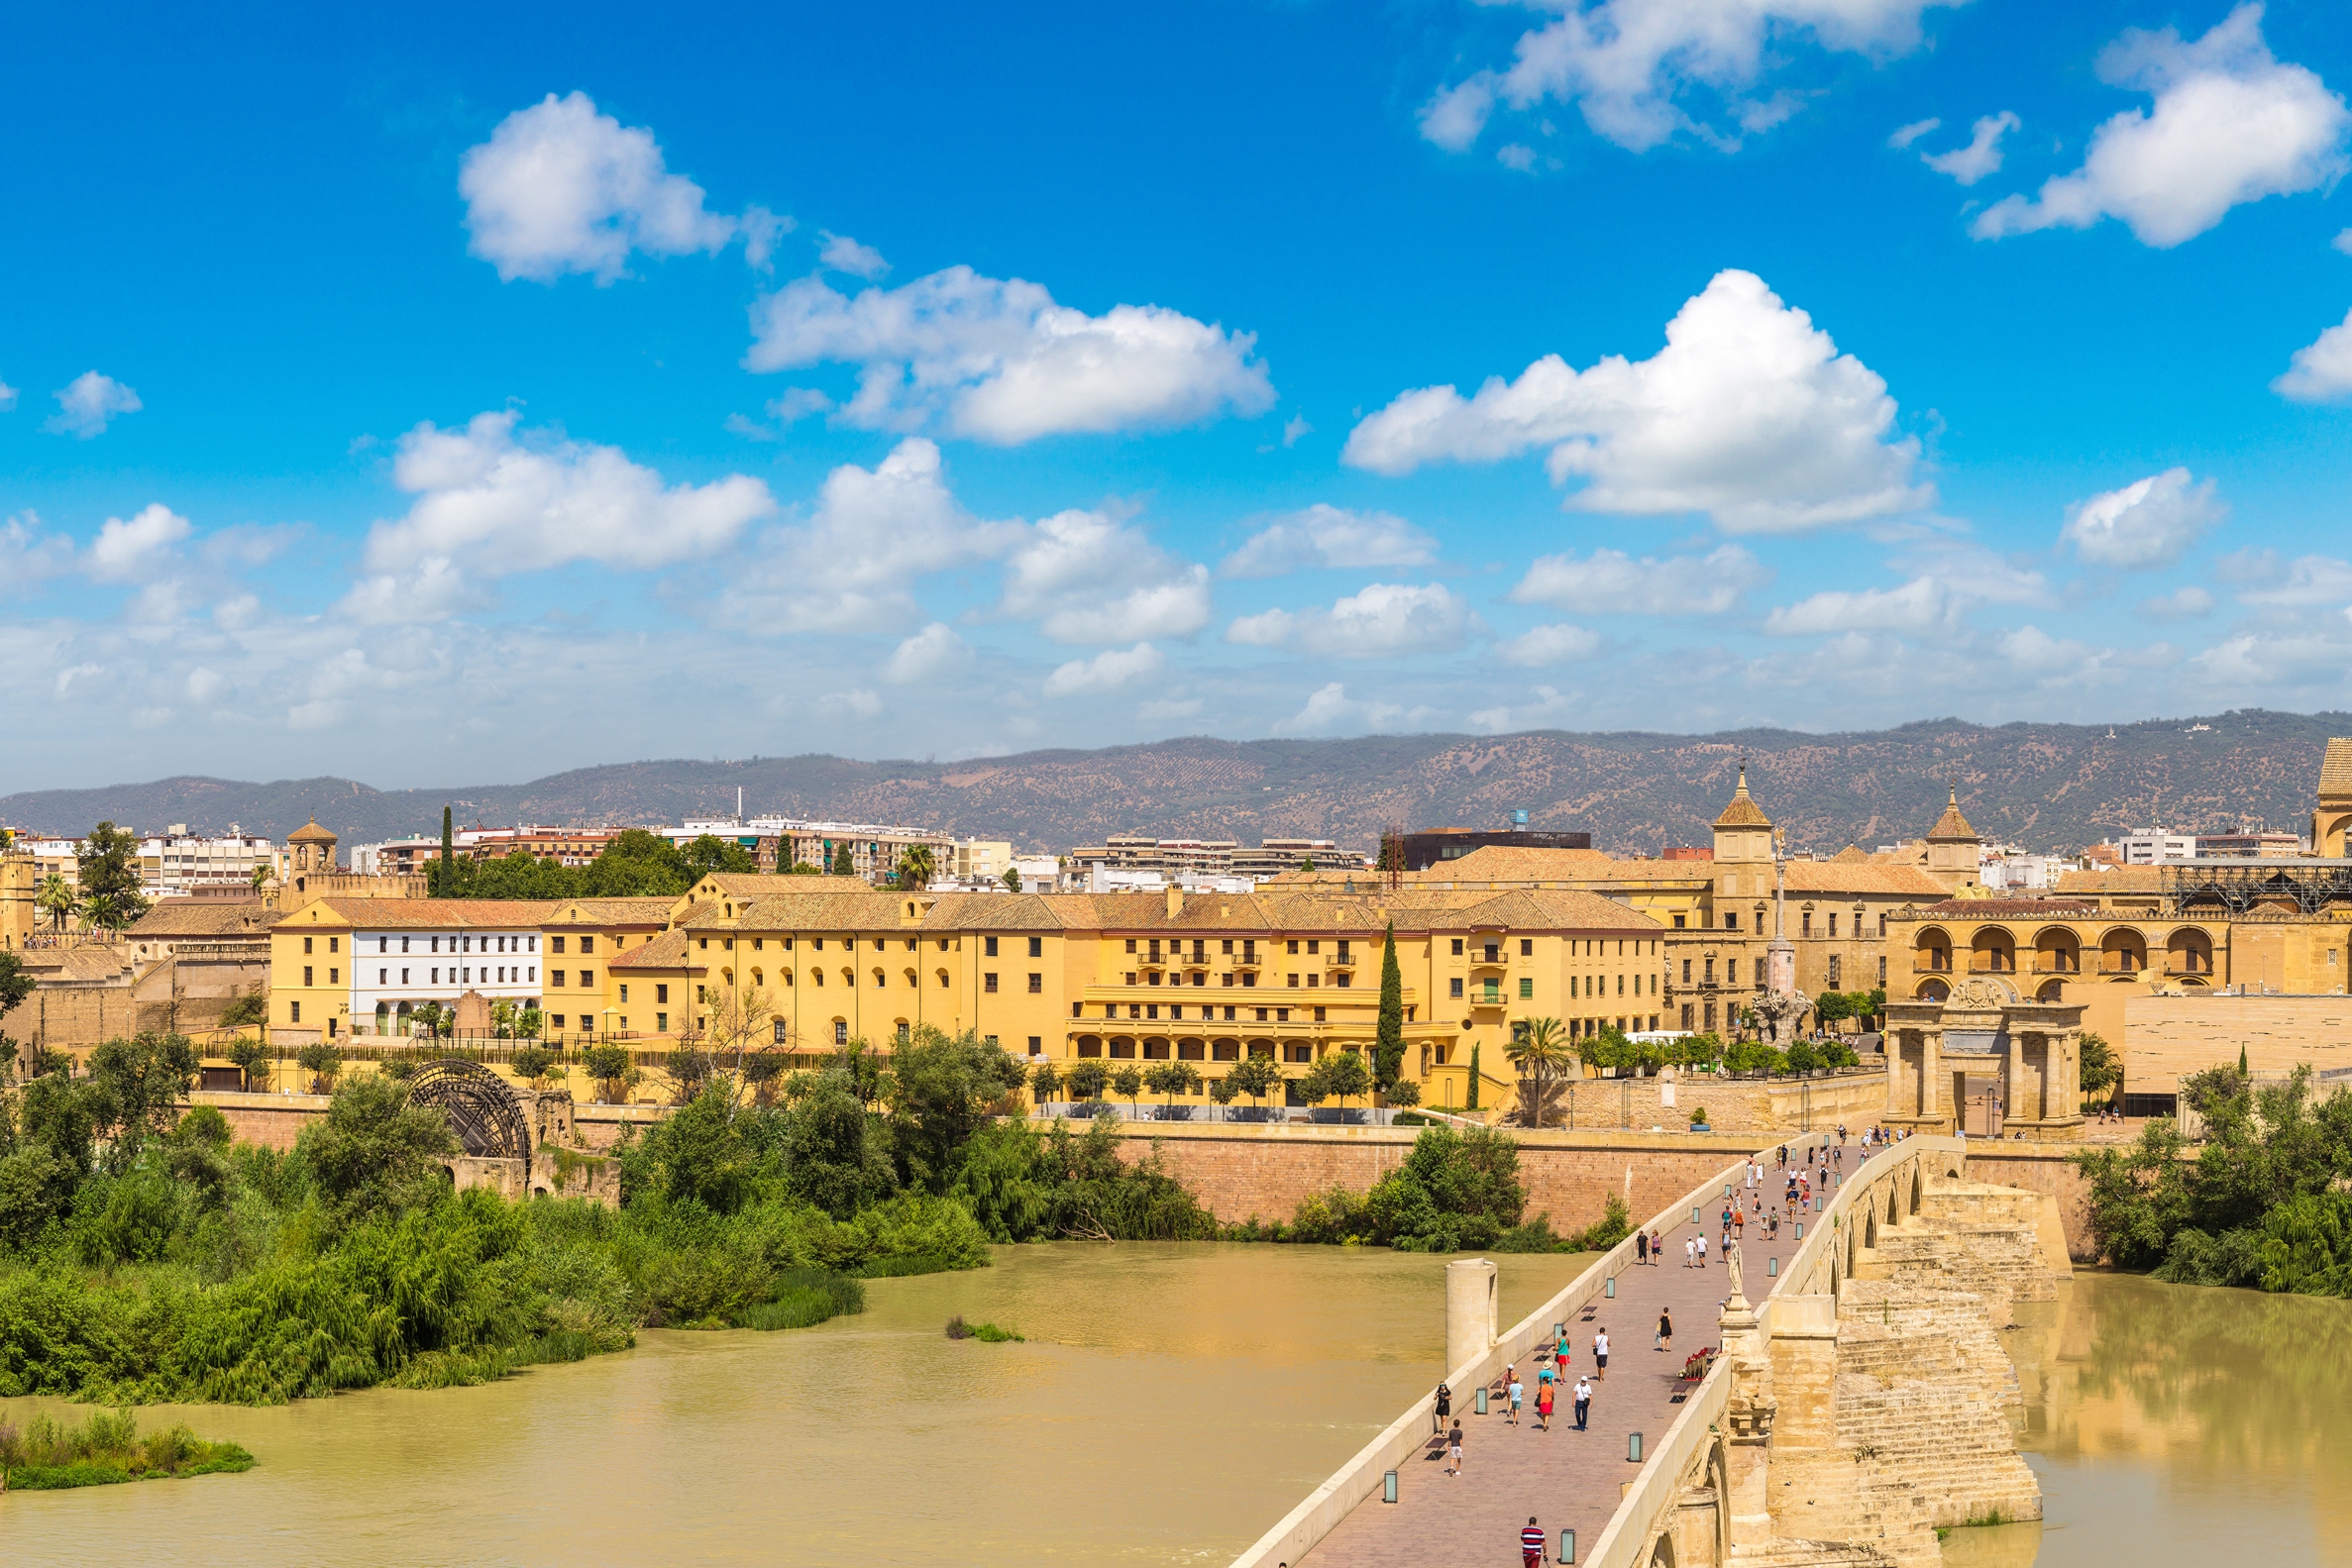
[1224,1123,1627,1253]
[0,1407,254,1490]
[2076,1064,2352,1295]
[0,1025,1217,1405]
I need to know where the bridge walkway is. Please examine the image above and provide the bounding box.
[1299,1134,1881,1568]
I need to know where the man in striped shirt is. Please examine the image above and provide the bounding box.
[1522,1516,1546,1567]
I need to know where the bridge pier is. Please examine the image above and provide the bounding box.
[1444,1257,1497,1376]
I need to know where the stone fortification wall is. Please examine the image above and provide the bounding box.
[1536,1067,1888,1135]
[2122,992,2352,1095]
[1105,1120,1773,1234]
[191,1090,663,1154]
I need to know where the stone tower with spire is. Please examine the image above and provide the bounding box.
[1922,785,1982,893]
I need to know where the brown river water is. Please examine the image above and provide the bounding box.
[2,1248,2344,1567]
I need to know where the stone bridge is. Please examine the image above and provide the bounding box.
[1233,1133,2070,1568]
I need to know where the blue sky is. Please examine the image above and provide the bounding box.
[5,0,2352,790]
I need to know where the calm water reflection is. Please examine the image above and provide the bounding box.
[0,1244,1595,1567]
[1947,1270,2352,1567]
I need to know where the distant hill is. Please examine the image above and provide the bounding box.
[2,709,2336,857]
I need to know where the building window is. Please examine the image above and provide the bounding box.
[1288,939,1299,954]
[289,1000,300,1022]
[985,973,999,993]
[582,936,595,954]
[1275,1008,1289,1022]
[1028,936,1042,958]
[1519,978,1533,998]
[985,936,999,958]
[1878,956,1887,984]
[1450,978,1463,998]
[1027,1035,1041,1054]
[1828,955,1842,988]
[1125,938,1136,953]
[1724,912,1739,931]
[1285,1043,1311,1063]
[835,1020,848,1045]
[304,966,313,987]
[328,937,339,953]
[1313,1006,1326,1022]
[1802,912,1812,936]
[656,985,668,1003]
[378,969,386,985]
[1680,1003,1693,1030]
[304,937,313,954]
[1727,958,1740,986]
[1703,958,1714,984]
[553,936,566,954]
[657,1012,668,1032]
[1520,939,1533,956]
[581,969,592,989]
[1335,974,1349,989]
[1027,973,1042,993]
[1829,914,1839,937]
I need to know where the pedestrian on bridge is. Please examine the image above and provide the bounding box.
[1696,1232,1708,1266]
[1523,1517,1547,1568]
[1508,1374,1524,1425]
[1536,1374,1554,1430]
[1637,1229,1649,1265]
[1683,1235,1696,1268]
[1573,1374,1592,1430]
[1657,1307,1673,1355]
[1445,1420,1464,1476]
[1650,1227,1663,1262]
[1594,1327,1610,1379]
[1434,1381,1450,1433]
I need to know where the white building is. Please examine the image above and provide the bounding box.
[2117,829,2198,865]
[138,825,275,896]
[345,901,548,1038]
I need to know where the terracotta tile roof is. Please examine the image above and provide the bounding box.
[683,891,923,928]
[1908,898,2101,918]
[125,900,277,937]
[608,928,700,970]
[2054,867,2162,894]
[2322,737,2352,800]
[544,897,680,925]
[1780,862,1949,897]
[694,873,875,896]
[1830,844,1870,863]
[284,897,559,929]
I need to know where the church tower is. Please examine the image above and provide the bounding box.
[1922,787,1981,892]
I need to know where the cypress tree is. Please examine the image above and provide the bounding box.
[2238,1043,2249,1077]
[832,841,855,876]
[1466,1043,1480,1110]
[1374,921,1405,1095]
[437,804,454,895]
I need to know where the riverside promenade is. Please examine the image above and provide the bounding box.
[1295,1133,1880,1568]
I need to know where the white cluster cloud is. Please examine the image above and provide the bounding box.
[1347,271,1927,532]
[1219,504,1438,578]
[2141,586,2215,621]
[46,371,142,438]
[1497,624,1601,667]
[2060,469,2225,568]
[0,513,74,595]
[87,503,192,583]
[1975,6,2350,248]
[460,92,744,282]
[1273,681,1417,737]
[1228,581,1478,659]
[2274,307,2352,401]
[354,411,773,621]
[1511,543,1770,614]
[717,437,1017,635]
[1764,575,1961,637]
[1421,0,1959,155]
[0,376,17,412]
[999,506,1212,644]
[817,231,890,278]
[1043,641,1166,696]
[744,264,1275,444]
[884,622,971,684]
[1919,111,2019,184]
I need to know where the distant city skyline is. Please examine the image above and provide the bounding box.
[4,2,2352,790]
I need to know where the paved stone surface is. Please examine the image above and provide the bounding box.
[1300,1134,1896,1568]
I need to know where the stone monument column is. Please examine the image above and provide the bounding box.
[2004,1029,2024,1135]
[1444,1258,1497,1376]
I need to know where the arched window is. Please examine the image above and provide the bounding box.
[782,969,795,987]
[936,969,950,988]
[873,968,887,988]
[752,968,764,987]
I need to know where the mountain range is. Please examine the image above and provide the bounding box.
[4,709,2339,858]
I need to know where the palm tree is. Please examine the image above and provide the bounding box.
[250,862,276,907]
[36,874,78,934]
[1507,1016,1570,1129]
[897,843,936,890]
